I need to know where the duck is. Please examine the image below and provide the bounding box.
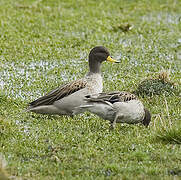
[73,91,151,129]
[27,46,119,116]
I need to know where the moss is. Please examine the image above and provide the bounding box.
[134,72,178,97]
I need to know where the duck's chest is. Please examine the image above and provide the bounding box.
[86,74,103,94]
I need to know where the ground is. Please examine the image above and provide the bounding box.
[0,0,181,179]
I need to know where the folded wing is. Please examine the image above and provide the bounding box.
[29,79,87,108]
[84,91,137,104]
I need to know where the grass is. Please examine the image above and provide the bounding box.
[0,0,181,179]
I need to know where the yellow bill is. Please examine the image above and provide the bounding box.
[106,56,120,63]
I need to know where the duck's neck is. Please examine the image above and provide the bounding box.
[88,57,101,74]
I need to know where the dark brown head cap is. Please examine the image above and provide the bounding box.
[142,108,151,127]
[88,46,119,73]
[89,46,110,63]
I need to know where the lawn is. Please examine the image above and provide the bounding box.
[0,0,181,179]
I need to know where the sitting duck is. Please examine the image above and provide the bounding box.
[27,46,119,116]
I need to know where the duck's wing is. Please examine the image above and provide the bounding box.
[29,79,87,108]
[85,91,137,104]
[83,92,115,106]
[109,91,138,103]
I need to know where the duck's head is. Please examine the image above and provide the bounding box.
[142,108,151,127]
[88,46,119,73]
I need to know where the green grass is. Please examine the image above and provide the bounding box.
[0,0,181,179]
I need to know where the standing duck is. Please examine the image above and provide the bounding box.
[73,91,151,129]
[27,46,119,116]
